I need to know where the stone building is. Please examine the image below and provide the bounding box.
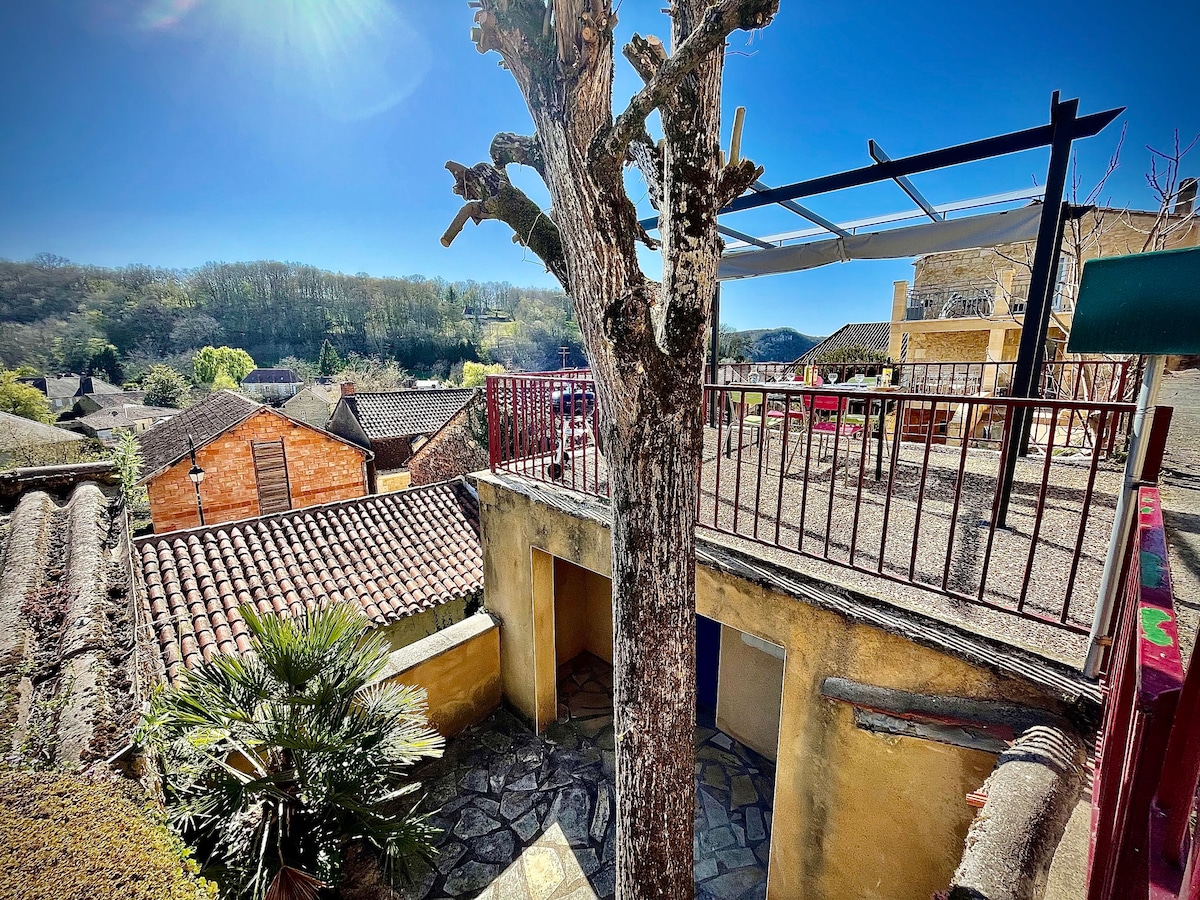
[238,368,304,401]
[408,392,489,487]
[887,205,1200,374]
[280,382,341,428]
[327,385,476,489]
[136,390,370,532]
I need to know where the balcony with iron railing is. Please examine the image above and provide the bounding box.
[905,282,997,321]
[485,369,1151,664]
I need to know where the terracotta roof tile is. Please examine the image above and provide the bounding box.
[136,480,483,683]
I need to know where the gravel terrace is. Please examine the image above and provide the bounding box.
[507,423,1124,666]
[397,653,774,900]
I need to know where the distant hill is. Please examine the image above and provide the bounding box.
[727,327,823,363]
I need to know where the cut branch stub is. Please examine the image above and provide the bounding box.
[490,132,546,177]
[623,33,667,84]
[597,0,780,164]
[441,159,569,289]
[716,158,764,209]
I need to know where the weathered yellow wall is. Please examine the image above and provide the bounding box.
[477,475,1060,900]
[377,470,411,492]
[715,626,784,762]
[554,557,588,665]
[380,614,501,738]
[554,556,616,662]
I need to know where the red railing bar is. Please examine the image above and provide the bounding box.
[797,401,816,555]
[823,396,845,559]
[877,397,906,576]
[908,398,939,582]
[1016,403,1060,613]
[773,397,792,547]
[848,398,873,566]
[976,404,1016,604]
[941,400,977,592]
[1062,410,1112,622]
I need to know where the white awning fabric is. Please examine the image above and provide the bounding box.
[717,203,1045,281]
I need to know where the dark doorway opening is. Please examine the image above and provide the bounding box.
[697,614,721,715]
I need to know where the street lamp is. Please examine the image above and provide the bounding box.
[187,435,205,526]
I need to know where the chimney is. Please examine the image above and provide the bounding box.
[1174,178,1197,218]
[340,381,356,398]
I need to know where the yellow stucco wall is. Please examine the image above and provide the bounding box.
[715,626,784,762]
[476,475,1061,900]
[553,557,614,666]
[377,470,411,492]
[380,614,501,738]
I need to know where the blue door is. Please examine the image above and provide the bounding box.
[696,615,721,714]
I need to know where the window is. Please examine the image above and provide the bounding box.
[251,440,292,515]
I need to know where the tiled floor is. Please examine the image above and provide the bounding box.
[399,654,774,899]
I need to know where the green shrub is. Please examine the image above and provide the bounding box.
[0,769,215,900]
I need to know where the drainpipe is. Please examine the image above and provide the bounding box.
[1083,354,1166,678]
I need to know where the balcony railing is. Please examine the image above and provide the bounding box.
[486,372,1138,635]
[905,282,995,320]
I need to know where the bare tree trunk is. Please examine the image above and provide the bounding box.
[441,3,779,895]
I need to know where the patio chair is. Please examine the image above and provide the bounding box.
[804,393,866,483]
[723,389,784,459]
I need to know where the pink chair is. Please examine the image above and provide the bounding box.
[804,393,865,482]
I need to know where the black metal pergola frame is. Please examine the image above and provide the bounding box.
[645,92,1123,526]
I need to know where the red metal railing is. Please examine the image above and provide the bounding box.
[1088,486,1200,900]
[805,359,1132,403]
[486,373,1135,632]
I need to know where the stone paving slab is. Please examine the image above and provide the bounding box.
[396,654,774,900]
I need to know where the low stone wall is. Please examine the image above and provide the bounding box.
[376,613,501,737]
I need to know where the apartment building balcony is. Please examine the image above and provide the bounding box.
[904,282,997,321]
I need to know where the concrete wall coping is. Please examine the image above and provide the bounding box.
[378,612,499,680]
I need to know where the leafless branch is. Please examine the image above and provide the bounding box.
[490,132,545,178]
[441,159,569,289]
[598,0,778,163]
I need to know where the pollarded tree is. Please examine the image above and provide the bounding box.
[440,3,779,897]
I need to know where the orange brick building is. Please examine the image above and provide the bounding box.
[137,390,371,532]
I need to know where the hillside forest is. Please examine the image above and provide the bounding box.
[0,255,587,383]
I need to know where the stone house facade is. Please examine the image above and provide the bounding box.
[408,393,489,487]
[280,383,340,428]
[137,391,370,532]
[888,206,1200,370]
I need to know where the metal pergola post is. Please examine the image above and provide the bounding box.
[996,93,1079,528]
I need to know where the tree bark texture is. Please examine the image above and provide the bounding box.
[442,3,778,896]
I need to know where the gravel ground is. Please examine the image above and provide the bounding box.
[516,427,1123,666]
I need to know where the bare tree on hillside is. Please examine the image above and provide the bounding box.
[440,2,779,897]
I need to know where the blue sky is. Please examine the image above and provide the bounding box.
[1,1,1196,336]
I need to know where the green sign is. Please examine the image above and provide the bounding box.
[1068,245,1200,355]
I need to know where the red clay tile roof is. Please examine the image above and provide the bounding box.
[136,480,482,682]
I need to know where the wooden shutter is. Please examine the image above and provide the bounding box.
[251,440,292,515]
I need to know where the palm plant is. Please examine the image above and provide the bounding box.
[138,604,444,900]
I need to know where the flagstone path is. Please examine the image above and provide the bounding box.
[398,653,774,899]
